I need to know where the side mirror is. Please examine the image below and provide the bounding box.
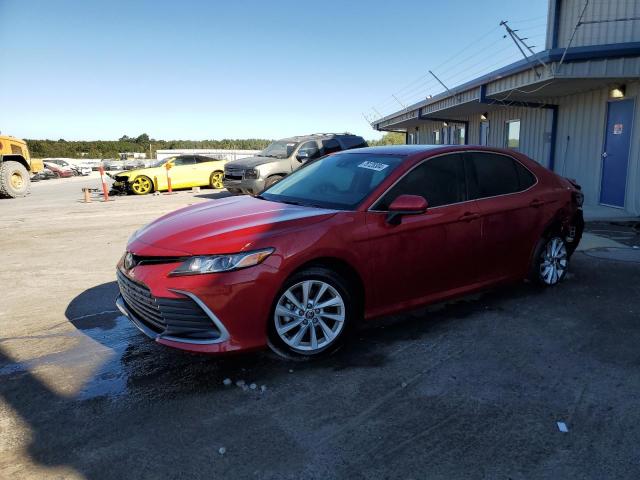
[296,149,317,162]
[386,194,428,225]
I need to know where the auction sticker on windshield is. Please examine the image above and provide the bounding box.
[358,161,389,172]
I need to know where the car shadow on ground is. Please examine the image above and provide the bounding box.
[59,279,541,399]
[0,278,543,479]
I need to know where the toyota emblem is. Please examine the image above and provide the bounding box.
[124,252,135,270]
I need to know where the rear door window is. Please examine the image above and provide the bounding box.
[466,152,535,199]
[172,156,196,166]
[322,139,342,155]
[195,156,216,164]
[374,154,466,210]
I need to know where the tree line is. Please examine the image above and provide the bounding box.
[26,132,404,159]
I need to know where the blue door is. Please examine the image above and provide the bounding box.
[600,99,634,207]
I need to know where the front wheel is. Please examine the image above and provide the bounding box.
[0,161,31,198]
[209,171,224,189]
[130,175,153,195]
[531,236,569,286]
[268,267,354,359]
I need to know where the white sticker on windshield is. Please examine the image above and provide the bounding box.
[358,161,389,172]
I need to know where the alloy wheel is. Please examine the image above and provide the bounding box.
[539,237,568,285]
[274,280,346,353]
[211,171,224,189]
[131,176,152,194]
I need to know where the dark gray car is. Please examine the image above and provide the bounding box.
[222,133,367,195]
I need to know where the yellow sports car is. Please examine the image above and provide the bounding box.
[110,155,228,195]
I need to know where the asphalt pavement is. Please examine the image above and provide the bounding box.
[1,177,639,479]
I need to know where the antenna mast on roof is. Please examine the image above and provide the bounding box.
[428,70,451,93]
[500,20,547,77]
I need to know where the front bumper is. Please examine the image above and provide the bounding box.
[115,259,281,354]
[222,177,265,195]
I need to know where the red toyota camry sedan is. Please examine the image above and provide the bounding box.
[116,145,584,358]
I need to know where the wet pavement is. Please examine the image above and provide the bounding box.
[2,183,640,480]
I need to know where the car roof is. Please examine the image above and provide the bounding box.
[278,133,364,142]
[345,145,445,155]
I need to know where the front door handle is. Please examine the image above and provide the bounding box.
[529,198,545,208]
[458,211,480,222]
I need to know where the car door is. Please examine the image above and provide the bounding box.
[364,153,482,314]
[194,156,219,185]
[465,151,541,282]
[168,156,196,187]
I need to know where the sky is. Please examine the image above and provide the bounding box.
[0,0,548,141]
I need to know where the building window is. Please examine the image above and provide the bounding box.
[505,120,520,149]
[433,130,440,144]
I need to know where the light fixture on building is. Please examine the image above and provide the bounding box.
[610,85,626,98]
[480,112,488,121]
[442,121,448,127]
[426,94,433,99]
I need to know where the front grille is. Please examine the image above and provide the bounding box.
[117,270,221,341]
[224,168,243,181]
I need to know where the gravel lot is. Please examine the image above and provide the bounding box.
[1,177,640,479]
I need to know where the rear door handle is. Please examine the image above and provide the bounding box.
[530,199,545,208]
[458,212,480,222]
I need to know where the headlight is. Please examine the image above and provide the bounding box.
[170,248,274,276]
[244,168,259,179]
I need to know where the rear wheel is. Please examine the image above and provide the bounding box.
[268,267,354,359]
[209,171,224,189]
[531,236,569,286]
[130,175,153,195]
[0,161,31,198]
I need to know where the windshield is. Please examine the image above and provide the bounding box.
[260,140,299,159]
[260,152,406,210]
[149,157,169,167]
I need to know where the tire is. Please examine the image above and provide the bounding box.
[268,267,355,359]
[209,171,224,189]
[529,235,569,286]
[0,161,31,198]
[130,175,153,195]
[264,175,284,190]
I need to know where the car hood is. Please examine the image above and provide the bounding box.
[111,168,149,178]
[226,155,287,169]
[128,195,337,256]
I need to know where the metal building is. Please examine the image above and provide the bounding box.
[373,0,640,217]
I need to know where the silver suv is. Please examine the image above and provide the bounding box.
[223,133,367,195]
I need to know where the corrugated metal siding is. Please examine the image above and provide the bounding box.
[486,68,554,96]
[412,106,552,167]
[554,56,640,78]
[556,0,640,48]
[422,89,480,115]
[377,109,419,129]
[554,82,640,214]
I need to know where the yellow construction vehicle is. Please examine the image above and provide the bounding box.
[0,135,43,198]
